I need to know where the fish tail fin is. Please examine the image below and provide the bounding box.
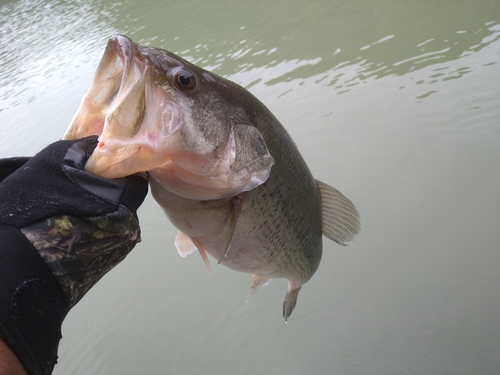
[316,179,360,246]
[283,282,302,322]
[246,274,271,303]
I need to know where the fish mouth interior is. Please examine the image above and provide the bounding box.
[64,35,147,141]
[64,35,177,178]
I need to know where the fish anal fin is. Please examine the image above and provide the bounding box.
[246,274,271,303]
[316,179,360,246]
[175,231,198,258]
[191,238,211,274]
[218,194,244,264]
[283,282,302,322]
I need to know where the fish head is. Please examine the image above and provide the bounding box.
[65,35,274,200]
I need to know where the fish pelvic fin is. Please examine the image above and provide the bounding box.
[175,231,198,258]
[283,282,302,322]
[191,238,211,274]
[316,179,360,246]
[174,232,211,273]
[246,274,271,303]
[218,194,244,264]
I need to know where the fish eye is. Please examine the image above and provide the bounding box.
[174,69,196,91]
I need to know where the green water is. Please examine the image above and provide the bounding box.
[1,0,500,374]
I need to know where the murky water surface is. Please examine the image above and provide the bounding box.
[1,0,500,374]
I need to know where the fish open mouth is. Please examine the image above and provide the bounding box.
[64,35,175,178]
[65,35,148,141]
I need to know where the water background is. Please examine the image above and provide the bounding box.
[1,0,500,374]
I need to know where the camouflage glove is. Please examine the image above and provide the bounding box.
[0,136,148,375]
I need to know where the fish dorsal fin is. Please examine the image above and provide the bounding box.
[175,231,198,258]
[218,194,244,264]
[316,179,360,246]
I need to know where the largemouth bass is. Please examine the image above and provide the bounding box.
[65,35,360,320]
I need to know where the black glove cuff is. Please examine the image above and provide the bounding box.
[0,223,67,375]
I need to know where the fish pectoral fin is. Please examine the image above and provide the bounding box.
[218,194,244,264]
[316,179,360,246]
[175,231,198,258]
[246,274,271,303]
[283,282,302,322]
[191,238,211,274]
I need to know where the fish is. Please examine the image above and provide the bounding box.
[64,35,360,321]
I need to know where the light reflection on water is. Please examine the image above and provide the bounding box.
[1,0,500,374]
[0,0,118,156]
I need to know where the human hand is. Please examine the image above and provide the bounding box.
[0,136,148,375]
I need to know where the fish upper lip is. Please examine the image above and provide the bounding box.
[106,36,147,116]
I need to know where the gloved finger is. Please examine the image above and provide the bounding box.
[62,137,148,215]
[120,173,149,218]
